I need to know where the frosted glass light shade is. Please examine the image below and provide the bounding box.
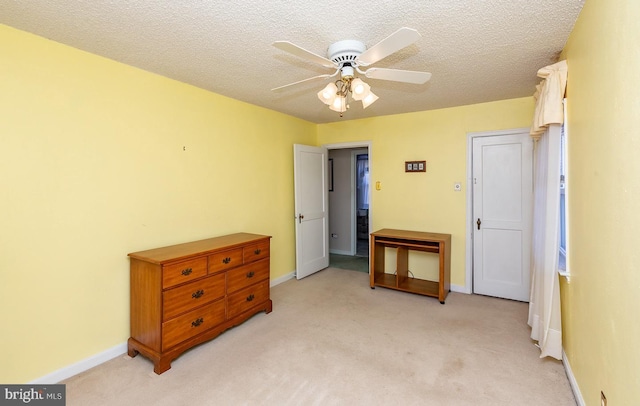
[329,96,347,112]
[350,78,371,101]
[361,91,379,109]
[317,83,338,105]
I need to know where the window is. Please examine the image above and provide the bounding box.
[558,99,570,276]
[356,154,369,210]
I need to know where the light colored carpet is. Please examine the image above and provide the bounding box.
[63,268,575,405]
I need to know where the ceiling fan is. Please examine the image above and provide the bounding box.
[271,27,432,116]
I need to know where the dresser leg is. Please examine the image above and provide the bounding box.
[154,358,172,375]
[127,339,139,358]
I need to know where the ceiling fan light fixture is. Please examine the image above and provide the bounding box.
[350,78,370,101]
[317,82,338,105]
[361,91,379,109]
[273,27,432,118]
[329,96,347,113]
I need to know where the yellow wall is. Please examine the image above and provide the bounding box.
[4,1,637,399]
[0,20,556,387]
[318,98,534,286]
[0,24,316,383]
[561,0,640,404]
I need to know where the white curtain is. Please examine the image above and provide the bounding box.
[531,61,568,138]
[527,60,567,360]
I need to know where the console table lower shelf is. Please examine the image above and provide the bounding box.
[370,229,451,304]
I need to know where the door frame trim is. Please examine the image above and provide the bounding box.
[465,128,530,294]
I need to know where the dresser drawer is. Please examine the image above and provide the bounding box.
[243,240,270,264]
[162,273,225,320]
[163,257,208,289]
[208,248,243,274]
[227,280,270,319]
[227,258,269,294]
[162,299,226,351]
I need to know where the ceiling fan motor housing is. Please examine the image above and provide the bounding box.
[327,40,366,66]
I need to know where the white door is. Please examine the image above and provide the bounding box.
[293,144,329,279]
[473,132,533,301]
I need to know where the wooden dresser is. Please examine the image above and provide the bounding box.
[127,232,272,374]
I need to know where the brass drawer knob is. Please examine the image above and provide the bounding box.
[222,257,231,264]
[191,317,204,328]
[246,294,255,302]
[254,249,261,255]
[246,271,255,278]
[181,268,193,276]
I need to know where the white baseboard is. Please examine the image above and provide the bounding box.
[29,342,127,384]
[562,348,585,406]
[450,284,471,294]
[30,272,295,384]
[271,271,295,287]
[273,272,468,293]
[30,271,296,384]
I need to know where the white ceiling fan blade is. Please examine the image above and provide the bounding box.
[271,74,333,92]
[356,27,422,66]
[364,68,432,84]
[273,41,337,68]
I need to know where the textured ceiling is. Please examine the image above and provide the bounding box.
[0,1,584,124]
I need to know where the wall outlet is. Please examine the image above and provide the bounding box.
[601,391,607,406]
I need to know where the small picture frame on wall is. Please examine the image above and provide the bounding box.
[328,159,334,191]
[405,160,427,173]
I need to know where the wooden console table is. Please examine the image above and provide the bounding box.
[370,229,451,304]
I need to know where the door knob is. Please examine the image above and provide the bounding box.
[477,218,482,230]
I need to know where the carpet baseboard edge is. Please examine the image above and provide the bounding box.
[562,348,585,405]
[29,342,127,384]
[271,271,295,286]
[29,272,464,385]
[450,284,470,294]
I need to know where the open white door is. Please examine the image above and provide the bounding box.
[294,144,329,279]
[473,132,533,301]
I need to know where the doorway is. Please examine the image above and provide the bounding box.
[326,143,371,273]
